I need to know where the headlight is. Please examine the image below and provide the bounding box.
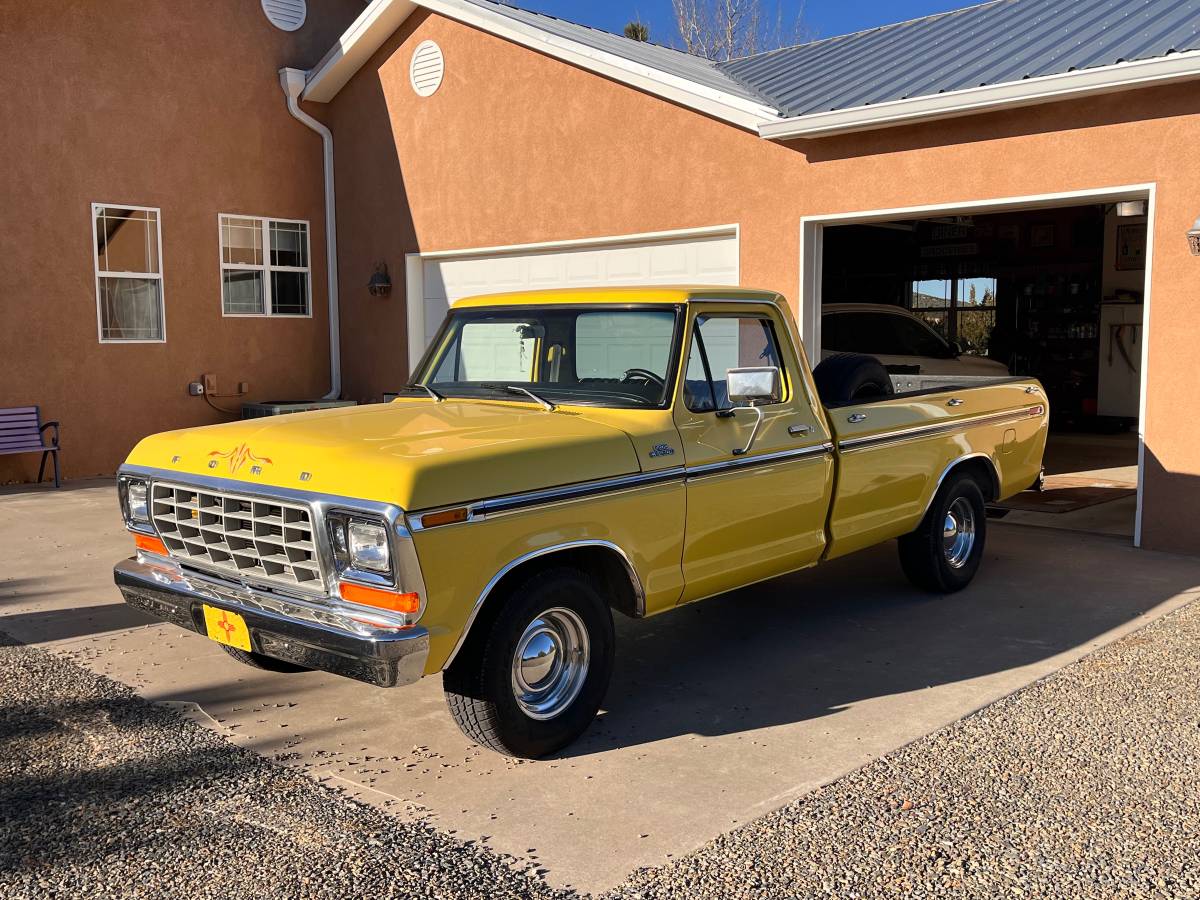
[348,521,390,573]
[328,512,393,579]
[119,476,150,526]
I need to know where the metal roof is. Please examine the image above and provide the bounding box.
[464,0,769,105]
[719,0,1200,117]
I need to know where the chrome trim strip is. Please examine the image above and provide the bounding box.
[917,452,1001,521]
[118,464,429,622]
[442,539,647,670]
[684,443,834,479]
[837,406,1044,453]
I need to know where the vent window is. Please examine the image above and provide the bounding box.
[261,0,306,32]
[410,40,445,97]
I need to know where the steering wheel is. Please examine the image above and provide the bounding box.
[621,368,666,389]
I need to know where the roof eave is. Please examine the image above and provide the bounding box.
[759,51,1200,141]
[303,0,781,130]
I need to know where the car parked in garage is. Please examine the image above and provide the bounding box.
[822,303,1011,377]
[113,288,1047,758]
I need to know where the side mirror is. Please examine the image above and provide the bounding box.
[726,366,782,405]
[949,341,964,358]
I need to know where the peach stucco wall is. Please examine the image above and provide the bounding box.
[0,0,360,482]
[327,11,1200,554]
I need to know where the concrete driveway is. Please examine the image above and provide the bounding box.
[3,480,1199,894]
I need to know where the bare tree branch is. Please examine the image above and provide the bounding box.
[673,0,810,61]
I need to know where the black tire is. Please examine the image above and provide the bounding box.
[443,567,614,758]
[812,353,895,405]
[898,471,987,593]
[219,643,311,673]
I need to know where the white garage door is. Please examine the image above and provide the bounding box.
[407,226,739,368]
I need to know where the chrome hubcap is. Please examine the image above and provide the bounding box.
[511,607,590,720]
[942,497,977,569]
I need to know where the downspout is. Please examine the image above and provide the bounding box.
[279,67,341,400]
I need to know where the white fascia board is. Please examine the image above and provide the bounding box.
[760,51,1200,141]
[303,0,781,130]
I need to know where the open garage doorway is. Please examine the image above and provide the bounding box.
[801,186,1154,544]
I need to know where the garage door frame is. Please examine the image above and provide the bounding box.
[799,183,1157,547]
[404,223,740,373]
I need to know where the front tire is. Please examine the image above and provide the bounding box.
[898,471,987,593]
[443,567,614,758]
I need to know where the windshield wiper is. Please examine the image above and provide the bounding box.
[403,383,444,403]
[482,384,556,411]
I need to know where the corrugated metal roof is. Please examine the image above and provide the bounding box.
[719,0,1200,117]
[463,0,770,105]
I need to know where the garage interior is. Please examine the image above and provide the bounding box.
[820,199,1148,539]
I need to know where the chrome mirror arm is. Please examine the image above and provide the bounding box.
[729,405,765,456]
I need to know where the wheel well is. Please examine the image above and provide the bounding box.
[444,545,641,673]
[950,456,1000,502]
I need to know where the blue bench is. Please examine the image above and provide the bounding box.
[0,406,60,487]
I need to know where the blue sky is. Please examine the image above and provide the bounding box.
[510,1,976,49]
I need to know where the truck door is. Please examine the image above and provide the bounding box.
[674,302,834,604]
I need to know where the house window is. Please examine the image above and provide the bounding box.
[911,277,997,354]
[93,204,165,342]
[219,215,310,316]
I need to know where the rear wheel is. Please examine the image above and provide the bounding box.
[443,567,614,758]
[898,471,987,593]
[218,643,311,673]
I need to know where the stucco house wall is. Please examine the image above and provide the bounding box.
[0,0,360,482]
[325,11,1200,555]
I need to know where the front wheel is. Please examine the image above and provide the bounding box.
[898,472,987,593]
[443,567,614,758]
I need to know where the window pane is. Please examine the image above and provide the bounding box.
[456,321,537,381]
[223,270,265,314]
[697,316,782,409]
[957,309,997,355]
[912,280,950,310]
[270,271,308,315]
[269,221,307,268]
[96,207,158,274]
[221,217,262,266]
[99,277,162,340]
[574,311,674,380]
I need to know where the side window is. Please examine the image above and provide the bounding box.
[686,315,783,412]
[889,315,949,357]
[219,215,311,316]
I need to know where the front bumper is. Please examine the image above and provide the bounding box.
[114,557,429,687]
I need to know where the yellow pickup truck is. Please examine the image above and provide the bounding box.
[114,287,1047,757]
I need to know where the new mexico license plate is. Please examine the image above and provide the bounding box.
[202,604,252,652]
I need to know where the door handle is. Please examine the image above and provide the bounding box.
[788,424,811,436]
[947,398,965,407]
[847,413,868,423]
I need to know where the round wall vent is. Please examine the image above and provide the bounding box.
[410,40,445,97]
[261,0,306,32]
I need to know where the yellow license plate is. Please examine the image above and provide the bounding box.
[202,604,252,652]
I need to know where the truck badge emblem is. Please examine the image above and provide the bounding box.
[209,443,273,475]
[649,443,676,458]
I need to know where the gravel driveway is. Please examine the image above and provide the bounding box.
[4,599,1199,899]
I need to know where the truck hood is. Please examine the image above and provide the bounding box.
[124,399,641,510]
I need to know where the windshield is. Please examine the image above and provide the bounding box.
[416,305,682,408]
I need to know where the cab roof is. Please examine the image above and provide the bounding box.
[452,286,784,309]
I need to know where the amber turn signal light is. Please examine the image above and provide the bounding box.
[339,581,420,614]
[133,533,169,556]
[420,507,469,528]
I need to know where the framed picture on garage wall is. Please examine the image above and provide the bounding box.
[1116,223,1147,271]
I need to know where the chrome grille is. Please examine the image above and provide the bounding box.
[150,482,325,593]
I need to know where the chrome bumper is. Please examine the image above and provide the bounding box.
[113,557,429,688]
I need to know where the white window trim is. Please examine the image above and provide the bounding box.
[218,214,313,318]
[93,202,166,344]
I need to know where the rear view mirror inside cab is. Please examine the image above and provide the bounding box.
[726,366,782,405]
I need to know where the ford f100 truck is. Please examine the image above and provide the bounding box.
[114,288,1048,757]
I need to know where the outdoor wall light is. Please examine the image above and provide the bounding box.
[1188,218,1200,257]
[368,263,392,297]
